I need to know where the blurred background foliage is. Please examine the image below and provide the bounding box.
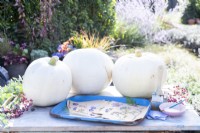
[2,0,200,54]
[181,0,200,23]
[0,0,116,54]
[1,0,200,63]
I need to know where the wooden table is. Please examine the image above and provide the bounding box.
[1,86,200,132]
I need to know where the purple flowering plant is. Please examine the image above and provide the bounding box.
[2,41,29,66]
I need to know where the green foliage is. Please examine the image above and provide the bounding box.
[126,97,135,105]
[72,33,84,49]
[30,49,49,61]
[0,77,32,127]
[0,113,8,127]
[0,0,116,55]
[181,0,200,23]
[0,0,18,34]
[195,0,200,17]
[0,77,23,126]
[0,34,11,56]
[0,78,23,105]
[113,23,145,47]
[51,0,116,41]
[38,38,56,54]
[41,0,116,53]
[0,0,41,43]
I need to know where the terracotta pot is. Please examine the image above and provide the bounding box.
[188,19,196,25]
[5,64,27,79]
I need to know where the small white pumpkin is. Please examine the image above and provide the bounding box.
[23,56,72,106]
[63,48,113,94]
[112,50,167,98]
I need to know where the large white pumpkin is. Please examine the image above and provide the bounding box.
[112,51,167,98]
[23,56,72,106]
[63,48,113,94]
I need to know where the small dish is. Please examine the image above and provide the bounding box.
[159,102,186,116]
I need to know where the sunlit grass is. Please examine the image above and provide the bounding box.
[73,32,111,51]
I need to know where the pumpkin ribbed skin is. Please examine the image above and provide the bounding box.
[23,57,72,106]
[63,48,113,94]
[112,52,167,98]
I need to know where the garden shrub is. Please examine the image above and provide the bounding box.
[113,23,145,47]
[30,49,49,61]
[115,0,168,43]
[48,0,116,53]
[181,0,200,23]
[154,29,186,44]
[183,31,200,48]
[0,34,12,56]
[0,0,116,55]
[154,27,200,52]
[51,0,116,40]
[115,0,189,45]
[0,0,41,45]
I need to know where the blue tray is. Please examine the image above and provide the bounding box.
[50,95,151,125]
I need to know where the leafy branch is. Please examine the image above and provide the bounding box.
[0,77,32,128]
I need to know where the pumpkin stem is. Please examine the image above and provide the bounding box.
[135,49,142,57]
[49,56,59,66]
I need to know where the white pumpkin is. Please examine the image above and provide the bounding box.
[63,48,113,94]
[23,56,72,106]
[112,50,167,98]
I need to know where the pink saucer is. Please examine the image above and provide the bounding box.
[159,102,186,116]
